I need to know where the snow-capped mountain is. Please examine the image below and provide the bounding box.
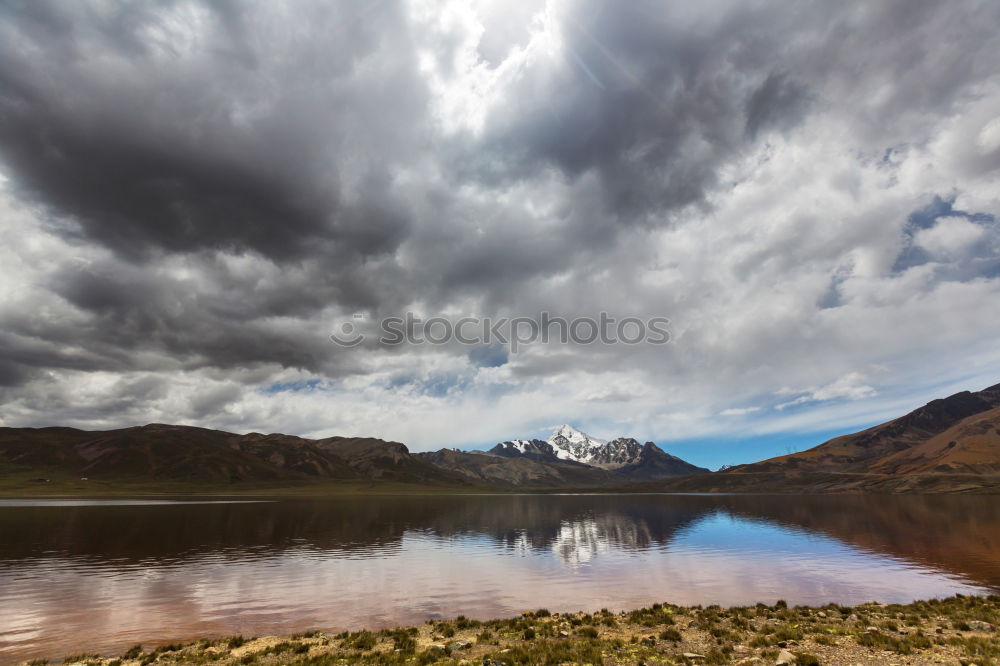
[489,425,710,479]
[492,425,622,467]
[588,437,646,468]
[490,438,560,462]
[547,426,657,470]
[547,424,610,464]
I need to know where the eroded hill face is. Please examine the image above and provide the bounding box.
[414,449,622,488]
[867,406,1000,475]
[654,381,1000,493]
[0,424,467,487]
[737,382,1000,475]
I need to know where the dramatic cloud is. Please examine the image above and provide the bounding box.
[1,0,999,466]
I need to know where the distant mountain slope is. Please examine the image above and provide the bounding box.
[0,424,469,487]
[731,382,1000,476]
[489,425,709,479]
[311,436,467,484]
[414,449,620,488]
[656,382,1000,493]
[865,405,1000,475]
[615,440,710,480]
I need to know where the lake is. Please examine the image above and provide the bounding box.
[1,493,999,663]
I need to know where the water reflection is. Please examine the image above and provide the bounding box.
[1,494,998,663]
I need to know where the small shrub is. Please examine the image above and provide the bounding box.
[702,647,734,665]
[343,630,376,650]
[292,630,322,639]
[483,639,603,665]
[455,615,480,630]
[123,644,144,659]
[776,625,804,641]
[857,631,911,654]
[386,628,417,653]
[260,641,307,656]
[659,628,682,642]
[154,644,183,654]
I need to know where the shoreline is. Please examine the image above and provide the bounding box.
[4,485,1000,498]
[21,596,999,666]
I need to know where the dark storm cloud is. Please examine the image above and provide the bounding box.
[745,73,810,139]
[0,0,429,394]
[0,0,420,262]
[469,1,809,222]
[39,256,364,372]
[0,332,106,387]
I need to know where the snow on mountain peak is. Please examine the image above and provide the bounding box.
[549,425,605,447]
[508,439,534,453]
[547,425,609,463]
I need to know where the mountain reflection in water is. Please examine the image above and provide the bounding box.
[1,494,998,663]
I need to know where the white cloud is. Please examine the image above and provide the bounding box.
[915,216,988,260]
[720,407,762,417]
[776,373,879,410]
[976,116,1000,155]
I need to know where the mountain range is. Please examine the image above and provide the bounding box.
[1,381,999,493]
[488,424,708,479]
[0,422,705,492]
[415,425,708,487]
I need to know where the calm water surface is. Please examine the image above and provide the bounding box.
[1,494,999,662]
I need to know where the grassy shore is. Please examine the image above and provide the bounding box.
[0,468,493,496]
[28,595,1000,666]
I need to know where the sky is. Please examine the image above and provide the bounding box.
[1,0,999,469]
